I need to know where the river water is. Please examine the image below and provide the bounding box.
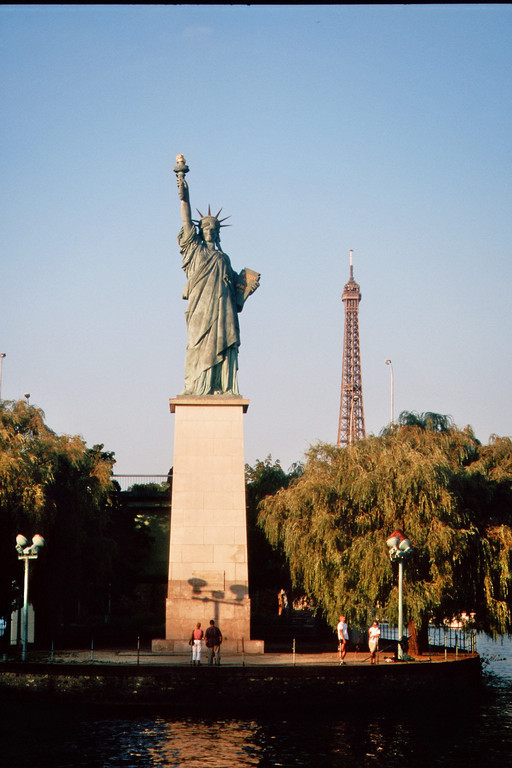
[2,634,512,767]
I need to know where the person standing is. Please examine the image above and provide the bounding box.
[337,614,349,664]
[205,619,223,665]
[190,622,204,666]
[278,588,288,616]
[368,620,380,664]
[282,590,289,617]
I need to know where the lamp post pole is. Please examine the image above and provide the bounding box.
[386,530,413,661]
[22,556,30,661]
[398,558,404,656]
[0,353,5,400]
[385,359,394,425]
[15,534,45,661]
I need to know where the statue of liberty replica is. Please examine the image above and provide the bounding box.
[154,156,264,654]
[174,154,260,396]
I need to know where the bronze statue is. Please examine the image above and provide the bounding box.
[174,155,260,396]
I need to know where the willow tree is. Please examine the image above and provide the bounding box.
[258,418,512,654]
[245,456,303,603]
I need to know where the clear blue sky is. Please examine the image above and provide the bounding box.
[2,5,511,476]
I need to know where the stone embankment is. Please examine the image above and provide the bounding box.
[0,650,481,715]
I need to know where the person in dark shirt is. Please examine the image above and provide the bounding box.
[205,619,223,665]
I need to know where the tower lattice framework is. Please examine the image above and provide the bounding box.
[337,250,366,447]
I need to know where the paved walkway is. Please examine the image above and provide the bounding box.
[28,648,468,667]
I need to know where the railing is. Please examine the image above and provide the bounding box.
[379,622,477,653]
[112,475,170,492]
[428,624,477,654]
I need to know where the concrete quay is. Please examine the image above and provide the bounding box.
[0,649,481,715]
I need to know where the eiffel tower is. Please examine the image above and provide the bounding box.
[337,250,366,447]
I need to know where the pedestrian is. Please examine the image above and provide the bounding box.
[205,619,223,665]
[337,614,349,664]
[368,620,380,664]
[190,622,203,666]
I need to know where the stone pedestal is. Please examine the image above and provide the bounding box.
[152,395,263,654]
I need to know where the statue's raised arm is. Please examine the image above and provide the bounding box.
[174,154,194,237]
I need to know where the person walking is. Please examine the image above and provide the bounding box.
[190,622,204,666]
[337,614,349,664]
[205,619,223,665]
[368,620,380,664]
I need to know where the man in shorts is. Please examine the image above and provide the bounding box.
[337,614,349,664]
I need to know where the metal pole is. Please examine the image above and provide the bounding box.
[0,353,5,400]
[390,366,394,425]
[397,558,404,660]
[385,360,394,425]
[22,557,29,662]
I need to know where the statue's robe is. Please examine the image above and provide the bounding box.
[179,226,240,395]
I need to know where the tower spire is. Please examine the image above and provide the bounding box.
[337,250,366,447]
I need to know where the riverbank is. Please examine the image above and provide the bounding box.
[0,649,481,715]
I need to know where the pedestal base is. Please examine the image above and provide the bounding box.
[151,637,265,654]
[152,395,263,653]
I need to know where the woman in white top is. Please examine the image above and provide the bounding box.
[368,621,380,664]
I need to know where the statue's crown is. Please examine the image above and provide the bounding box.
[193,205,231,228]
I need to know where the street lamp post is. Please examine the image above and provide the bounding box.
[386,530,413,660]
[0,353,6,400]
[15,534,45,661]
[385,359,394,425]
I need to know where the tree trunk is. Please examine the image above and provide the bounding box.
[407,618,429,656]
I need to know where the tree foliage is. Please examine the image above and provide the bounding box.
[245,456,303,599]
[0,400,149,641]
[258,416,512,648]
[393,410,455,433]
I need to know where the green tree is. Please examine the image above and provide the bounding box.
[258,417,512,653]
[393,410,455,433]
[245,457,303,606]
[0,400,149,643]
